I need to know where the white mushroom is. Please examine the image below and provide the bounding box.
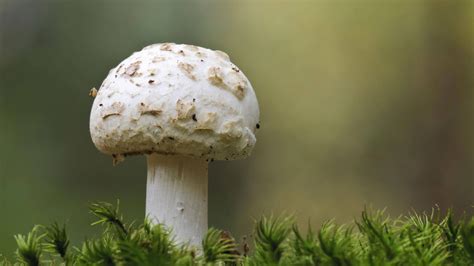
[89,43,260,246]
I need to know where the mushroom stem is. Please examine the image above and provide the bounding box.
[146,154,208,247]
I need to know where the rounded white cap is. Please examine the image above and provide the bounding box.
[89,43,259,161]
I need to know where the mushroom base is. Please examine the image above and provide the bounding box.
[146,154,208,247]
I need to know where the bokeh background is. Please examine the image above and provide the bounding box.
[1,0,473,255]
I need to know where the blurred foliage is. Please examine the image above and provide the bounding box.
[0,0,473,258]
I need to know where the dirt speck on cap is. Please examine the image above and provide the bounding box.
[115,64,124,74]
[147,69,157,76]
[195,51,207,58]
[176,202,184,212]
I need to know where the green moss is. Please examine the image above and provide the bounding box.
[2,202,474,265]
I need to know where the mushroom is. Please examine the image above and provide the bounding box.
[89,43,260,246]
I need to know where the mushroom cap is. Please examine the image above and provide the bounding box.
[89,43,259,161]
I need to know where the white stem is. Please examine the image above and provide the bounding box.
[146,154,208,247]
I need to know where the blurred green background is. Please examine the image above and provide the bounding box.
[1,0,473,255]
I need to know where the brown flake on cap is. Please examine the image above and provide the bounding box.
[196,112,217,130]
[176,99,196,120]
[138,101,163,117]
[141,110,162,116]
[160,43,174,51]
[178,62,197,81]
[234,83,246,99]
[208,67,226,88]
[101,102,125,119]
[208,67,246,100]
[139,105,162,116]
[220,120,244,141]
[152,56,166,63]
[123,61,142,77]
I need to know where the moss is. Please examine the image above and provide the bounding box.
[3,201,474,265]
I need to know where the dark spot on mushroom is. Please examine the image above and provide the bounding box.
[99,104,103,107]
[232,67,240,72]
[200,59,204,62]
[140,102,145,106]
[136,83,141,87]
[168,137,175,140]
[210,145,213,149]
[192,114,197,122]
[193,98,196,102]
[210,158,214,162]
[178,50,185,55]
[256,123,260,129]
[148,80,155,84]
[116,64,124,74]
